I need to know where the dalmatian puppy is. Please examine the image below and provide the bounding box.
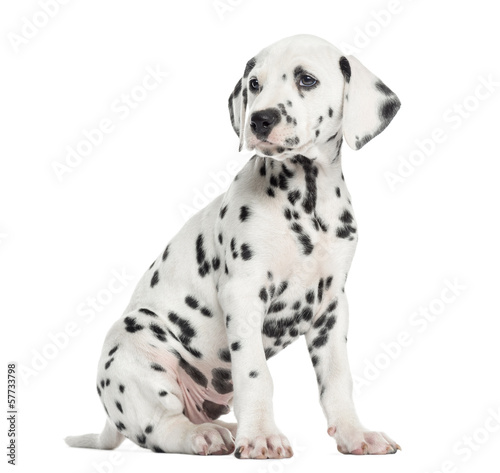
[65,34,401,459]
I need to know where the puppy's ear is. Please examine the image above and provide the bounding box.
[340,55,401,150]
[228,57,255,151]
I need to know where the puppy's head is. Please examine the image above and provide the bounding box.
[228,34,401,160]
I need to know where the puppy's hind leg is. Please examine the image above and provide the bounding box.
[65,419,124,450]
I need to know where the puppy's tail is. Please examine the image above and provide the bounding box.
[65,419,124,450]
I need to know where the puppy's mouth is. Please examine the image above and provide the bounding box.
[249,136,312,158]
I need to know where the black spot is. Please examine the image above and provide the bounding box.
[311,355,319,367]
[298,233,314,255]
[265,348,276,359]
[300,306,313,322]
[218,348,231,363]
[327,132,339,143]
[106,379,110,386]
[295,155,317,214]
[288,189,301,205]
[219,205,228,219]
[119,384,125,393]
[97,385,101,396]
[150,323,167,342]
[151,363,165,372]
[159,390,168,397]
[195,234,212,278]
[328,107,333,117]
[185,295,199,309]
[137,434,146,445]
[115,421,126,431]
[313,334,329,348]
[162,244,170,262]
[327,299,338,312]
[239,205,251,222]
[267,271,273,280]
[240,243,253,260]
[267,187,275,197]
[269,284,276,298]
[270,175,279,187]
[203,399,230,420]
[380,98,400,121]
[259,287,268,303]
[260,163,266,176]
[313,313,327,329]
[294,65,305,78]
[225,314,231,327]
[339,209,354,224]
[115,401,123,413]
[315,130,320,137]
[292,300,301,310]
[218,233,223,244]
[168,312,196,342]
[335,187,341,198]
[145,425,153,434]
[231,341,241,351]
[278,172,289,190]
[124,316,144,333]
[243,57,256,78]
[152,446,165,453]
[336,225,357,239]
[325,276,333,290]
[318,279,324,303]
[100,379,105,389]
[233,78,242,98]
[200,307,212,317]
[174,353,208,388]
[211,368,233,394]
[249,371,259,378]
[276,281,288,296]
[268,300,286,313]
[224,263,229,274]
[339,56,351,83]
[108,345,119,356]
[306,290,315,304]
[139,308,158,317]
[284,208,293,220]
[212,257,220,271]
[150,271,159,288]
[375,80,394,96]
[282,74,287,81]
[104,358,114,370]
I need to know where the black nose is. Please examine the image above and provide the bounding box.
[250,108,281,138]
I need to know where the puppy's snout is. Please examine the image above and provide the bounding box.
[250,108,281,138]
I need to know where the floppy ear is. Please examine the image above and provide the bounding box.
[340,55,401,150]
[228,57,255,151]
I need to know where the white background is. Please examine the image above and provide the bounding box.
[1,1,499,472]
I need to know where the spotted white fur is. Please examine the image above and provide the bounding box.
[65,34,401,459]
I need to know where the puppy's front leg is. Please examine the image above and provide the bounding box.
[219,280,293,459]
[306,290,401,455]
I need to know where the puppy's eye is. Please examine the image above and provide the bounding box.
[249,78,260,91]
[299,75,317,87]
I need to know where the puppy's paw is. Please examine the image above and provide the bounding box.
[190,423,235,455]
[234,430,293,459]
[329,426,400,455]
